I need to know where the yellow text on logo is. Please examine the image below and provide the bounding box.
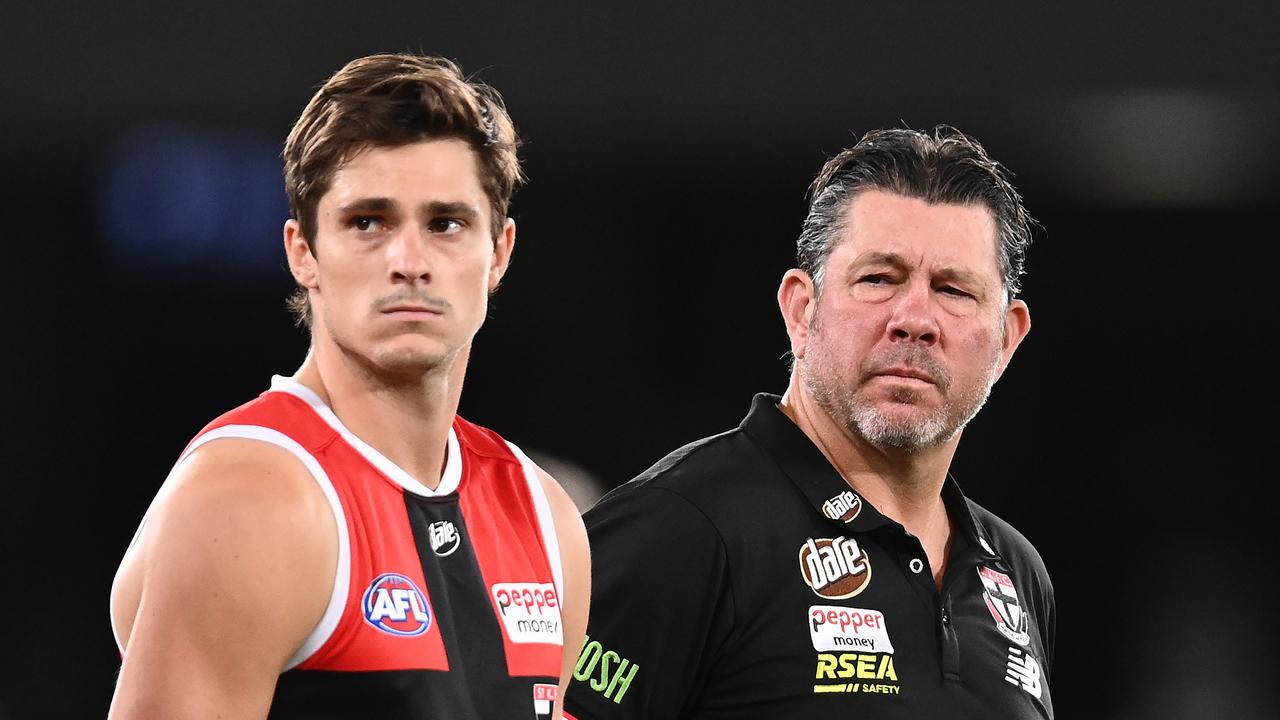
[815,653,897,681]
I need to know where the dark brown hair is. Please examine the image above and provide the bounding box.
[282,53,523,326]
[798,125,1035,299]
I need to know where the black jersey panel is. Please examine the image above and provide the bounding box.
[568,486,734,720]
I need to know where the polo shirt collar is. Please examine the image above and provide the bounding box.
[739,393,1002,564]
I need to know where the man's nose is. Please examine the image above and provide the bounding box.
[387,227,430,282]
[886,282,939,345]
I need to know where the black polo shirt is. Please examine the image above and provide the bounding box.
[565,394,1054,720]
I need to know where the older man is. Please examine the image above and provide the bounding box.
[565,127,1053,720]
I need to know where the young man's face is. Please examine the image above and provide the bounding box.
[792,190,1029,451]
[287,138,513,378]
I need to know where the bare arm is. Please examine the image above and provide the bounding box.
[109,439,337,720]
[533,466,591,720]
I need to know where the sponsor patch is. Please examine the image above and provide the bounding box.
[813,653,900,695]
[1005,647,1043,699]
[978,566,1030,646]
[573,635,639,704]
[808,606,895,653]
[799,537,872,599]
[822,490,863,522]
[362,573,431,636]
[428,520,460,557]
[492,583,563,644]
[532,682,558,720]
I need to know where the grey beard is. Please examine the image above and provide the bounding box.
[804,356,1000,453]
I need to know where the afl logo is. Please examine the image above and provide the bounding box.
[362,573,431,636]
[428,520,460,557]
[822,490,862,523]
[799,536,872,599]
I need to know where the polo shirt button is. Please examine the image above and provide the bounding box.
[941,607,951,625]
[909,558,924,574]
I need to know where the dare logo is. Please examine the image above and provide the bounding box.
[428,520,460,557]
[799,537,872,599]
[822,490,862,523]
[492,582,563,644]
[979,566,1030,646]
[362,573,431,636]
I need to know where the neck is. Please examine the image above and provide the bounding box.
[294,336,470,491]
[778,370,957,539]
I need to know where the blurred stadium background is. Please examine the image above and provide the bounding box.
[3,2,1276,717]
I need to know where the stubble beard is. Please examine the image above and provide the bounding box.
[802,327,1003,453]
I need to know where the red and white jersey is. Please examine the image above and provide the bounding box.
[113,376,565,719]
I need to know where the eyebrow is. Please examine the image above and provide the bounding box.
[336,198,482,222]
[419,201,481,222]
[847,251,989,289]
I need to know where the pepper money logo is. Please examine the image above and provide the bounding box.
[978,566,1030,646]
[492,583,563,644]
[362,573,431,636]
[822,490,862,523]
[799,536,872,599]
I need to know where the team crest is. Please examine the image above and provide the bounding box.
[532,683,558,720]
[978,567,1030,646]
[362,573,432,636]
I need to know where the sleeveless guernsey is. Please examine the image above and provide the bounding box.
[112,376,565,719]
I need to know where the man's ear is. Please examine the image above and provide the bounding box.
[284,219,319,290]
[489,218,516,291]
[994,298,1031,380]
[778,269,817,360]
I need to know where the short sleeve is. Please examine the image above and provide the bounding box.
[564,485,733,720]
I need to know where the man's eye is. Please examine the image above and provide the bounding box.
[939,286,972,298]
[859,274,890,285]
[429,218,464,234]
[351,216,383,232]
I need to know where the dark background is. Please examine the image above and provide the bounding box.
[3,2,1276,717]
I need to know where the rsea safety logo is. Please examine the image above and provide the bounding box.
[362,573,431,636]
[428,520,460,557]
[809,606,895,653]
[573,635,638,704]
[798,537,872,599]
[978,566,1030,646]
[822,491,862,523]
[813,653,900,695]
[491,583,563,644]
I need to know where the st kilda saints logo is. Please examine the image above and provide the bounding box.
[978,566,1030,646]
[362,573,432,636]
[799,536,872,599]
[428,520,460,557]
[822,490,862,523]
[532,683,559,720]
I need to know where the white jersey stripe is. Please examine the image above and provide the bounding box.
[268,375,461,498]
[505,441,564,601]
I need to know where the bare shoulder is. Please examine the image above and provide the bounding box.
[109,437,337,717]
[527,463,591,718]
[530,464,589,566]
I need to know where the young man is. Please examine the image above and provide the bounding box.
[109,54,590,720]
[565,127,1053,719]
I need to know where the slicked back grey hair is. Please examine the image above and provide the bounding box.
[797,126,1035,300]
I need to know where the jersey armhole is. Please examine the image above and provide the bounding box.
[109,424,351,669]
